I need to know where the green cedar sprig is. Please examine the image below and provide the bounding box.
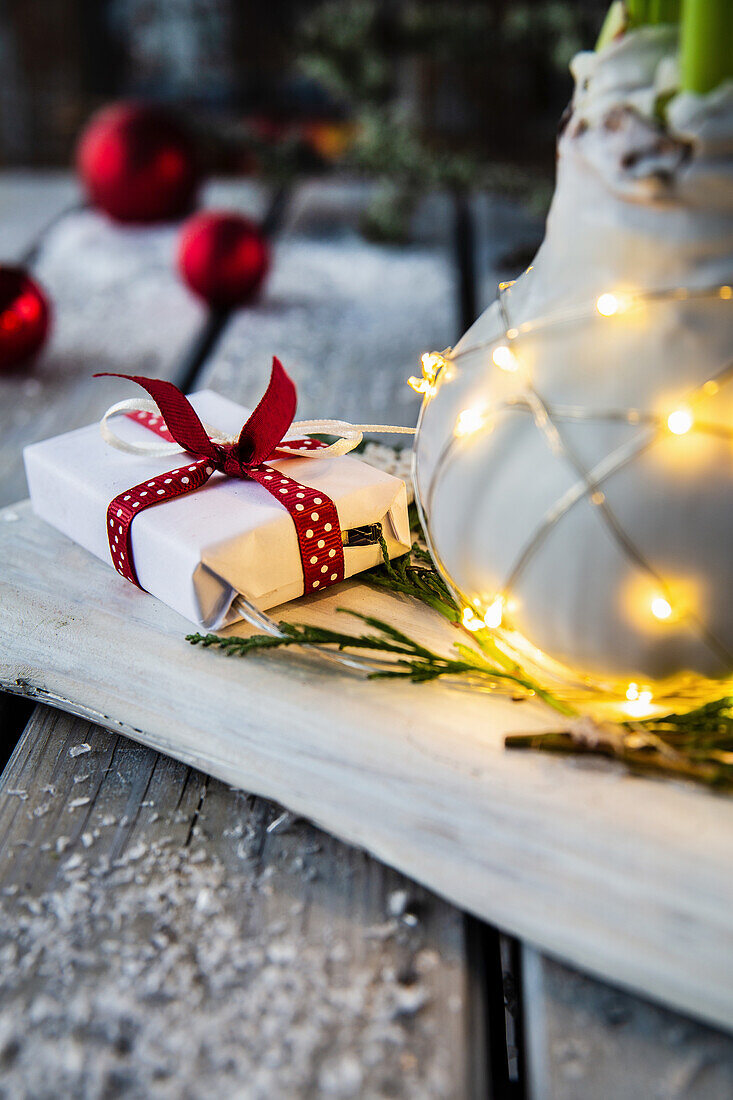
[188,609,573,709]
[363,534,460,622]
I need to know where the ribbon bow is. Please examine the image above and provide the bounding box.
[98,357,311,471]
[96,358,397,594]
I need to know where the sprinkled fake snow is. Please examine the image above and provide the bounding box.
[266,810,295,835]
[69,745,92,758]
[388,889,409,917]
[0,838,459,1098]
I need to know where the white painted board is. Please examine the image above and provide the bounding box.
[2,500,733,1035]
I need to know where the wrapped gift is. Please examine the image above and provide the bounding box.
[24,363,411,629]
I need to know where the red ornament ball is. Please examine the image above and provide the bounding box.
[0,267,51,373]
[177,211,270,308]
[76,102,200,223]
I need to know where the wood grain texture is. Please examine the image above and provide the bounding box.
[198,185,458,427]
[523,949,733,1100]
[0,707,471,1099]
[0,171,81,262]
[281,180,456,246]
[3,499,733,1035]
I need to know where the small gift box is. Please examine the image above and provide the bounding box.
[24,363,411,629]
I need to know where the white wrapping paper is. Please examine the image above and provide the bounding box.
[24,390,411,628]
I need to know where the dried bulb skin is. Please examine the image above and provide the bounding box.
[415,29,733,684]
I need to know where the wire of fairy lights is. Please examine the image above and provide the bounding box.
[410,278,733,718]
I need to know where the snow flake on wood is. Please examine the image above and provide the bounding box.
[0,838,460,1099]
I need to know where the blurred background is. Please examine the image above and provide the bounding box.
[1,0,607,236]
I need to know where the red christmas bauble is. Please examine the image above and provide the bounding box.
[177,211,270,308]
[0,267,51,373]
[76,102,200,223]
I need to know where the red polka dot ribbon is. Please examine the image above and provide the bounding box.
[96,359,345,596]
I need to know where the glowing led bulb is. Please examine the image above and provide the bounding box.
[408,350,447,396]
[461,607,483,632]
[492,345,518,372]
[667,408,693,435]
[596,292,622,317]
[624,685,654,718]
[421,351,444,378]
[408,377,436,396]
[408,376,430,395]
[651,596,673,621]
[483,597,504,629]
[455,407,487,437]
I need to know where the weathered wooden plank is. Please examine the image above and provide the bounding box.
[0,706,471,1098]
[0,173,271,265]
[282,179,456,246]
[4,497,733,1035]
[0,170,80,262]
[523,949,733,1100]
[198,197,457,426]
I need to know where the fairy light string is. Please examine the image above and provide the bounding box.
[411,277,733,714]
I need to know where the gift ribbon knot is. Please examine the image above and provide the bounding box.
[96,358,362,595]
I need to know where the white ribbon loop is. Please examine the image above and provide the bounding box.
[100,398,415,459]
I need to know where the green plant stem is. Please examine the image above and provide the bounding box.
[507,697,733,791]
[680,0,733,94]
[650,0,681,24]
[506,730,733,787]
[627,0,680,26]
[626,0,646,22]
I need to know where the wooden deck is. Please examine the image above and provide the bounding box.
[2,172,733,1098]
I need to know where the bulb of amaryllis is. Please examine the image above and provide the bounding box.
[414,26,733,690]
